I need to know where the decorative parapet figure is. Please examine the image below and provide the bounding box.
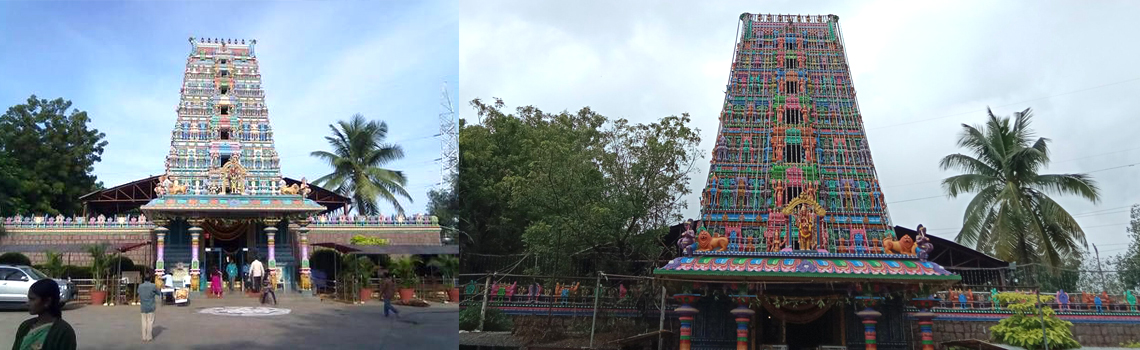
[966,289,975,308]
[991,288,1001,310]
[1082,292,1094,310]
[619,283,627,303]
[1126,290,1137,312]
[1057,290,1070,311]
[915,224,933,261]
[155,174,169,196]
[677,219,698,257]
[505,282,517,301]
[948,290,960,308]
[464,280,477,296]
[1095,294,1104,313]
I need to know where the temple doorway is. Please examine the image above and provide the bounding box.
[202,220,254,293]
[758,297,845,350]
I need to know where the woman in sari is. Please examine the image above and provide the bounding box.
[11,279,76,350]
[209,267,224,297]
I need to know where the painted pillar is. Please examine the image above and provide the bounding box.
[915,311,936,350]
[673,293,701,350]
[153,221,168,286]
[298,220,312,292]
[856,307,882,350]
[264,218,279,274]
[188,220,203,291]
[730,295,756,350]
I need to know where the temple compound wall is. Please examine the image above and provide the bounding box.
[910,319,1140,349]
[0,213,442,269]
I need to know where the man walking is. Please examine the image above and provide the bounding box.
[249,256,265,293]
[380,273,400,317]
[138,272,161,342]
[225,257,238,292]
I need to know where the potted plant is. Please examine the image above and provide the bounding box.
[390,256,421,302]
[41,250,65,278]
[85,243,111,305]
[339,255,375,303]
[428,255,460,302]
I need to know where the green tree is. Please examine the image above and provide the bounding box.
[0,95,107,216]
[311,114,411,215]
[457,99,702,275]
[427,177,459,243]
[942,108,1099,270]
[1108,205,1140,290]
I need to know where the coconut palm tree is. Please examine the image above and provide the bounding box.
[311,114,412,215]
[428,255,459,286]
[941,107,1100,270]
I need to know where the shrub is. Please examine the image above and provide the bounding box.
[0,252,31,266]
[349,235,390,246]
[990,292,1080,350]
[41,251,64,277]
[1121,341,1140,348]
[459,306,512,331]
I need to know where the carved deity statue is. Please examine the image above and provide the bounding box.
[915,224,934,261]
[677,219,698,257]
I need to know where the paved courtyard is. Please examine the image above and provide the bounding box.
[0,295,458,349]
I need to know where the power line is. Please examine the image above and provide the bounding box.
[884,160,1140,204]
[867,76,1140,130]
[882,147,1140,189]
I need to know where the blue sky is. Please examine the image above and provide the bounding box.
[0,0,459,215]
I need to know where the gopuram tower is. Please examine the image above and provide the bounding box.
[163,37,282,194]
[696,14,894,255]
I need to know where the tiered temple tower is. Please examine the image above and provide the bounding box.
[163,37,282,195]
[697,13,893,255]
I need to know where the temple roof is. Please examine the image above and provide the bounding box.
[654,256,960,283]
[79,176,350,216]
[140,194,326,218]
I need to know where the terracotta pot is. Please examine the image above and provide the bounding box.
[398,288,415,302]
[449,288,460,303]
[89,290,107,305]
[359,288,374,302]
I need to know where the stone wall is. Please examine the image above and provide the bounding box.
[0,228,152,267]
[910,319,1140,349]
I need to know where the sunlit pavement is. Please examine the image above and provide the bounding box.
[0,295,458,350]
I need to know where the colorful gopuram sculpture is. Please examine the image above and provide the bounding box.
[654,13,959,350]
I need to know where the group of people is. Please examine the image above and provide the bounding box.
[11,257,405,349]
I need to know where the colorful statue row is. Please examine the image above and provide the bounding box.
[944,288,1139,313]
[463,281,640,305]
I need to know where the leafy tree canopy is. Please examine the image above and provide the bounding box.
[0,95,107,216]
[311,114,411,215]
[457,98,702,275]
[942,107,1099,270]
[1107,205,1140,290]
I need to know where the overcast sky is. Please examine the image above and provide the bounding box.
[460,0,1140,260]
[0,0,458,215]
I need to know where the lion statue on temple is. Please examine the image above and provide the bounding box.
[168,178,189,195]
[697,229,729,252]
[882,234,917,255]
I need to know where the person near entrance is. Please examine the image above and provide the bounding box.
[137,272,161,342]
[225,257,238,292]
[380,273,400,318]
[249,257,265,294]
[260,270,277,305]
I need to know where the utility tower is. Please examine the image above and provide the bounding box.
[437,81,458,190]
